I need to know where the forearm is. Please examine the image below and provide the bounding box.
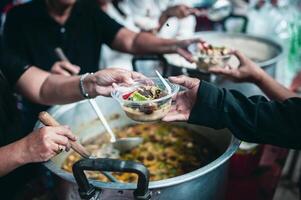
[0,138,27,176]
[256,70,297,101]
[188,81,301,149]
[131,32,178,54]
[39,75,84,105]
[112,29,178,54]
[16,67,94,105]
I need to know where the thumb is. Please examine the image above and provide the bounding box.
[176,48,195,63]
[168,75,197,89]
[116,73,134,85]
[233,50,249,65]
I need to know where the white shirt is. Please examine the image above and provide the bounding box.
[99,0,196,70]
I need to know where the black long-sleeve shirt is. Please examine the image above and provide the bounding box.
[188,81,301,149]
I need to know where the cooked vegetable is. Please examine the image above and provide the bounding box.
[131,91,149,101]
[194,42,231,71]
[62,123,219,183]
[126,85,164,101]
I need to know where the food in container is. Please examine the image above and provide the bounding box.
[62,123,219,182]
[189,42,232,71]
[111,78,179,122]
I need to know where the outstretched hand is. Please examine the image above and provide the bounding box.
[208,51,265,84]
[159,5,203,29]
[162,75,200,122]
[85,68,146,97]
[175,38,205,63]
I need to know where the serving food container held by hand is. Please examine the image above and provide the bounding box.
[111,78,180,122]
[188,42,233,72]
[34,97,240,200]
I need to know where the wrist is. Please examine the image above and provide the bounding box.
[14,137,31,165]
[81,73,97,98]
[252,67,266,85]
[162,10,171,19]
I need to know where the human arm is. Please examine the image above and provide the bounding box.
[94,7,199,61]
[0,126,76,176]
[14,67,144,105]
[163,76,301,149]
[209,51,297,101]
[158,4,202,30]
[111,28,199,61]
[290,71,301,92]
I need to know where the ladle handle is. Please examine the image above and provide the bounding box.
[38,111,91,158]
[88,99,116,142]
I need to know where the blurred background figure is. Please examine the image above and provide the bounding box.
[98,0,199,71]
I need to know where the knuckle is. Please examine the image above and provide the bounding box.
[62,137,69,145]
[39,127,48,135]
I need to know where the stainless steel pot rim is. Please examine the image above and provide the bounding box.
[40,101,241,190]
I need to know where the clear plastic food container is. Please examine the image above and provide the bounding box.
[111,78,180,122]
[188,43,232,71]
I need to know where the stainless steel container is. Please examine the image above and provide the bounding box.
[165,32,283,97]
[35,97,240,200]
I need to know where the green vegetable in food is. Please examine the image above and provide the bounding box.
[132,91,149,101]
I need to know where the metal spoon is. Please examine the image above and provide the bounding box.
[54,47,143,153]
[88,99,143,153]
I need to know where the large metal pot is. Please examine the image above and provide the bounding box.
[164,31,283,97]
[35,97,240,200]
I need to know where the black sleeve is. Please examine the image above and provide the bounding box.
[188,81,301,149]
[1,7,31,86]
[94,8,123,47]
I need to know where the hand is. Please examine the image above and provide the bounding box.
[22,126,76,163]
[208,51,265,84]
[51,61,81,76]
[84,68,146,97]
[159,5,202,29]
[175,38,204,63]
[162,75,200,122]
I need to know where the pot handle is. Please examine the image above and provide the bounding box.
[72,158,151,200]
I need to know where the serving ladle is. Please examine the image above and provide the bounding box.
[54,47,143,153]
[88,98,143,153]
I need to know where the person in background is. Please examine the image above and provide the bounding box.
[99,0,200,70]
[0,47,144,198]
[163,51,301,149]
[2,0,199,134]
